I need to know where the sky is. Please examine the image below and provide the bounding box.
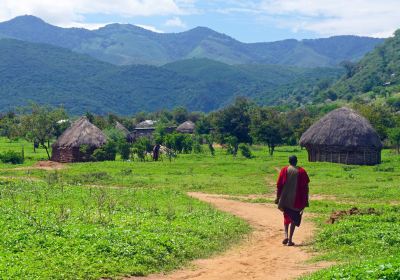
[1,0,400,42]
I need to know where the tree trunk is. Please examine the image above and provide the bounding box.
[42,143,50,160]
[270,145,275,156]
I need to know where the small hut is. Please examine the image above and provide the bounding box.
[299,107,382,165]
[51,117,107,163]
[115,121,130,138]
[115,121,132,143]
[127,120,156,142]
[176,121,195,134]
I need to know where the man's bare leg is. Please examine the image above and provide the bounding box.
[283,224,289,244]
[288,223,296,246]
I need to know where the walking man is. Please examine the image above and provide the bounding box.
[275,155,310,246]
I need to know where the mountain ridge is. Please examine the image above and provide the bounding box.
[0,38,343,115]
[0,15,384,67]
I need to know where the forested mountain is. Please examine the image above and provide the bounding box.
[327,29,400,100]
[0,15,383,67]
[0,39,343,115]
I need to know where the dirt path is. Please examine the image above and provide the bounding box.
[129,192,330,280]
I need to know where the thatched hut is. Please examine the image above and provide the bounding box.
[299,107,382,165]
[51,117,107,163]
[176,121,195,134]
[127,120,156,142]
[115,121,130,137]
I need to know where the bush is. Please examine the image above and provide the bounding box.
[92,142,117,161]
[193,136,203,154]
[119,141,131,160]
[204,135,215,156]
[226,136,238,156]
[132,137,152,161]
[165,133,193,154]
[0,150,24,164]
[239,143,253,159]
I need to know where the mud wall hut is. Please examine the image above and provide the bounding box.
[128,120,176,142]
[176,121,195,134]
[299,107,382,165]
[51,117,107,163]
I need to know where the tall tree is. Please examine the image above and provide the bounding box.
[250,107,284,155]
[21,104,68,159]
[211,97,253,144]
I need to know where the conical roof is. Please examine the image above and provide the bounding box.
[53,117,107,148]
[299,107,382,149]
[115,121,130,136]
[176,121,195,133]
[136,120,156,129]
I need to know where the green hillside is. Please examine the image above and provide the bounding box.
[327,30,400,100]
[0,39,343,115]
[0,16,383,67]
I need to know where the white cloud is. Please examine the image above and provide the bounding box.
[0,0,184,26]
[258,0,400,37]
[60,22,110,30]
[165,17,187,28]
[135,24,164,33]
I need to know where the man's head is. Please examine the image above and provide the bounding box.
[289,155,298,166]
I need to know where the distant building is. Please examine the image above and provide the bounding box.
[115,121,130,139]
[51,117,107,163]
[299,107,382,165]
[127,120,156,142]
[176,121,195,134]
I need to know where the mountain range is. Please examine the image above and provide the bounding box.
[0,15,384,67]
[0,38,343,115]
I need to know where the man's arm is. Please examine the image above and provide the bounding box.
[275,167,287,204]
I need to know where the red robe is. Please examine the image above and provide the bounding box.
[277,166,310,210]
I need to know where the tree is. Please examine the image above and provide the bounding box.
[354,104,396,140]
[0,113,21,142]
[21,104,68,159]
[388,127,400,153]
[172,107,189,124]
[211,97,253,144]
[250,108,284,156]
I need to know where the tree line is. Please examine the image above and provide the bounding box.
[0,98,399,161]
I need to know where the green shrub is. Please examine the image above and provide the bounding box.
[165,133,193,154]
[226,136,238,156]
[132,137,152,161]
[204,135,215,156]
[92,142,117,161]
[193,136,203,154]
[239,143,253,159]
[119,141,131,160]
[0,150,24,164]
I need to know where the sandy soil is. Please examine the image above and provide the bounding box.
[128,192,330,280]
[13,161,65,171]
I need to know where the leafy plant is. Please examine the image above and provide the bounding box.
[239,143,253,159]
[0,150,24,164]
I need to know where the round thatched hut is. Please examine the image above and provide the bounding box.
[51,117,107,163]
[115,121,130,136]
[299,107,382,165]
[176,121,195,134]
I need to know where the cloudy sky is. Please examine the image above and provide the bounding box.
[0,0,399,42]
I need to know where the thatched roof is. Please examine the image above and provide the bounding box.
[53,117,107,148]
[136,120,156,129]
[299,107,382,149]
[115,121,130,136]
[176,121,195,133]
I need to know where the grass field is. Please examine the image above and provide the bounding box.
[0,137,400,279]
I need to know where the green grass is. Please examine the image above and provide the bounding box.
[0,179,248,279]
[1,137,400,279]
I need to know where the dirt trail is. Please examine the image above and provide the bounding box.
[129,192,330,280]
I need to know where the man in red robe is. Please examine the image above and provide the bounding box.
[275,155,309,246]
